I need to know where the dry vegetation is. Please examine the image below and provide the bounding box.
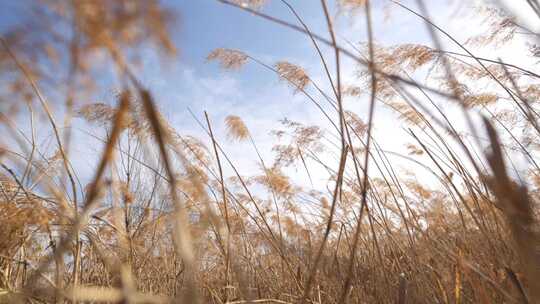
[1,0,540,303]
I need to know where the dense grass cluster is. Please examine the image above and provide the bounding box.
[1,0,540,303]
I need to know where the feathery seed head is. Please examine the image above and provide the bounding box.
[231,0,267,10]
[207,48,248,70]
[78,103,116,126]
[275,61,310,93]
[225,115,249,141]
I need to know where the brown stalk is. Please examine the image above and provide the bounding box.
[339,0,381,302]
[204,111,233,302]
[300,0,349,302]
[482,117,540,303]
[139,89,198,303]
[21,92,130,302]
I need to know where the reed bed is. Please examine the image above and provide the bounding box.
[1,1,540,303]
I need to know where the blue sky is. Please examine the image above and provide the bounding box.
[2,0,538,193]
[128,0,540,189]
[129,0,460,179]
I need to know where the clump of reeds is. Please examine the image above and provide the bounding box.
[1,1,540,303]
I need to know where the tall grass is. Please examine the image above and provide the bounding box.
[1,0,540,303]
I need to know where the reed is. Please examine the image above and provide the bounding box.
[1,1,540,303]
